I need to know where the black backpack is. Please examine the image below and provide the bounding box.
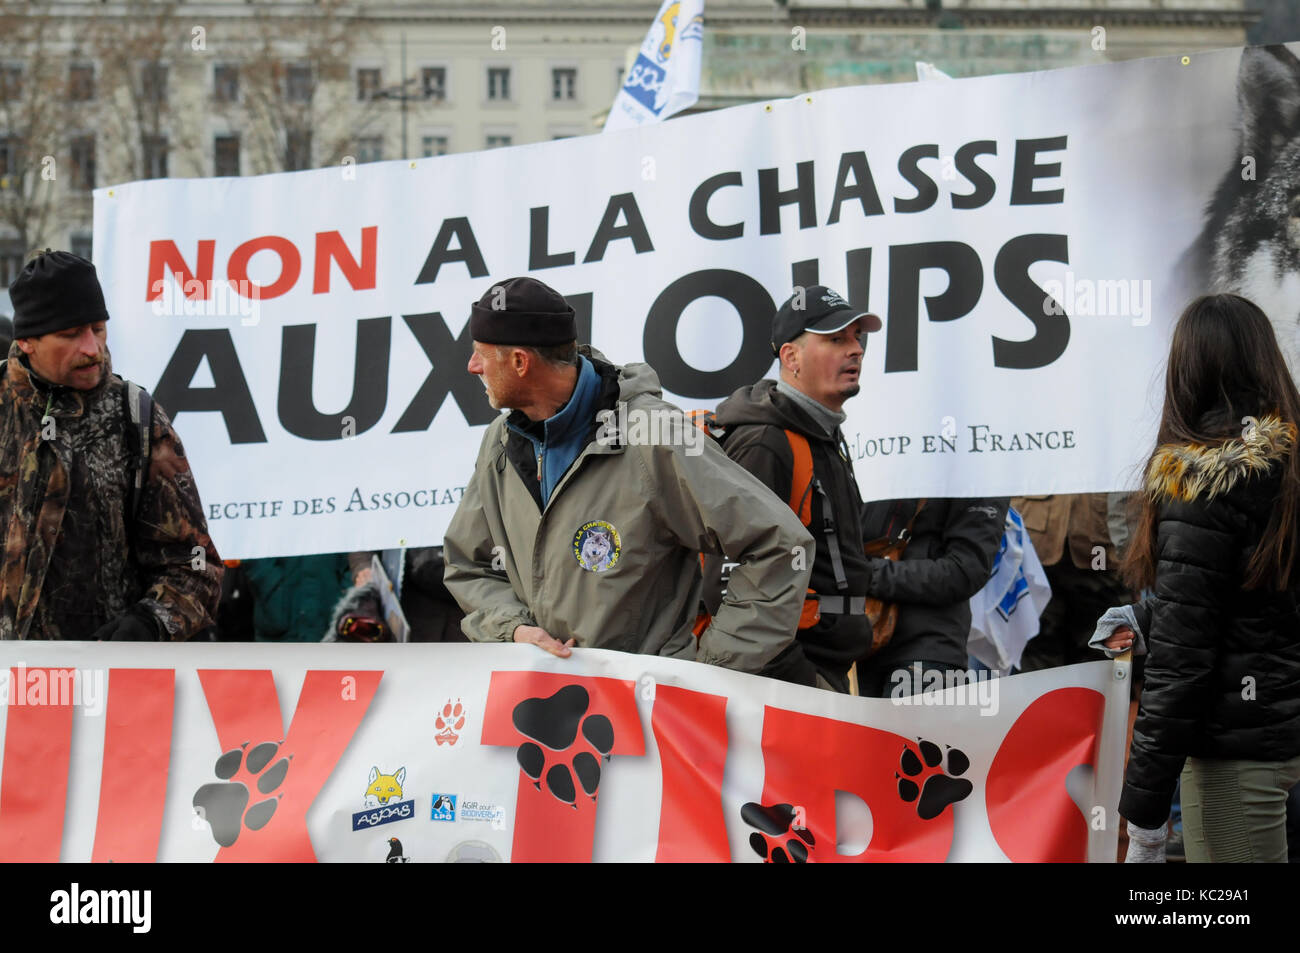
[1,358,153,520]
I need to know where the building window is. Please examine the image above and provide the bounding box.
[214,64,238,103]
[0,135,22,188]
[421,135,448,157]
[422,67,446,101]
[68,64,95,102]
[355,136,383,164]
[70,233,93,262]
[141,62,167,104]
[485,134,512,149]
[0,239,25,288]
[0,65,20,102]
[356,67,381,102]
[214,135,240,177]
[70,135,96,191]
[142,135,168,179]
[285,63,312,103]
[487,67,510,101]
[285,128,311,170]
[552,68,577,101]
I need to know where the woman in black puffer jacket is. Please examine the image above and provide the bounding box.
[1102,294,1300,863]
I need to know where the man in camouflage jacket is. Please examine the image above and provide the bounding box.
[0,251,221,640]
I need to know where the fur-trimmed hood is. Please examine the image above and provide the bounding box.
[1146,413,1296,503]
[324,581,387,642]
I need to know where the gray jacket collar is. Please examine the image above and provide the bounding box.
[775,379,845,437]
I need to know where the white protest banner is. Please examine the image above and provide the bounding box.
[94,44,1283,558]
[0,643,1128,862]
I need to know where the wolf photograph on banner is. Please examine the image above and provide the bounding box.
[1179,43,1300,375]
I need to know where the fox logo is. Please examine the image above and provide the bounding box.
[365,766,406,807]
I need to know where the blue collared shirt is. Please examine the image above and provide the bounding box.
[508,354,602,505]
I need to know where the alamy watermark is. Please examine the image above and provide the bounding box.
[889,663,999,717]
[595,402,707,456]
[150,277,262,326]
[1040,271,1152,326]
[49,883,150,933]
[0,665,105,716]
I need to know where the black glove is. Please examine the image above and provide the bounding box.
[403,546,447,596]
[92,608,163,642]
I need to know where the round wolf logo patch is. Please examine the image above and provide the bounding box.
[573,521,621,573]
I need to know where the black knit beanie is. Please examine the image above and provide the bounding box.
[469,276,575,346]
[9,251,111,339]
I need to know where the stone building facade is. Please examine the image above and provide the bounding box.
[0,0,1256,300]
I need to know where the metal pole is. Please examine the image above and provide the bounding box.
[400,34,408,159]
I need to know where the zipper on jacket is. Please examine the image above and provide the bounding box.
[539,436,617,516]
[531,438,619,590]
[536,449,543,481]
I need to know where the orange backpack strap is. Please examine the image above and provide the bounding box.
[687,409,724,440]
[784,428,849,597]
[693,551,713,639]
[692,610,711,639]
[783,429,814,526]
[798,588,821,629]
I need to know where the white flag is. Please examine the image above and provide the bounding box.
[968,507,1052,672]
[604,0,705,132]
[915,61,953,82]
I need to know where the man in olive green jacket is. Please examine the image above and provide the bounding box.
[443,277,813,675]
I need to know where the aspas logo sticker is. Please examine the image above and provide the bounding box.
[573,520,621,573]
[366,765,407,807]
[436,698,466,747]
[351,765,416,831]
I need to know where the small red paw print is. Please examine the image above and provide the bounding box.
[436,698,466,746]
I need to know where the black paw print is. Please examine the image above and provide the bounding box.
[742,802,815,863]
[896,739,971,820]
[512,685,614,807]
[192,741,291,847]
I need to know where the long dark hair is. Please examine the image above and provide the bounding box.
[1124,294,1300,591]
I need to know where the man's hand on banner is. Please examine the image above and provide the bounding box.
[514,624,576,658]
[92,607,163,641]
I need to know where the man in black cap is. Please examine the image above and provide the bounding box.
[443,276,814,674]
[0,250,222,640]
[712,285,881,692]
